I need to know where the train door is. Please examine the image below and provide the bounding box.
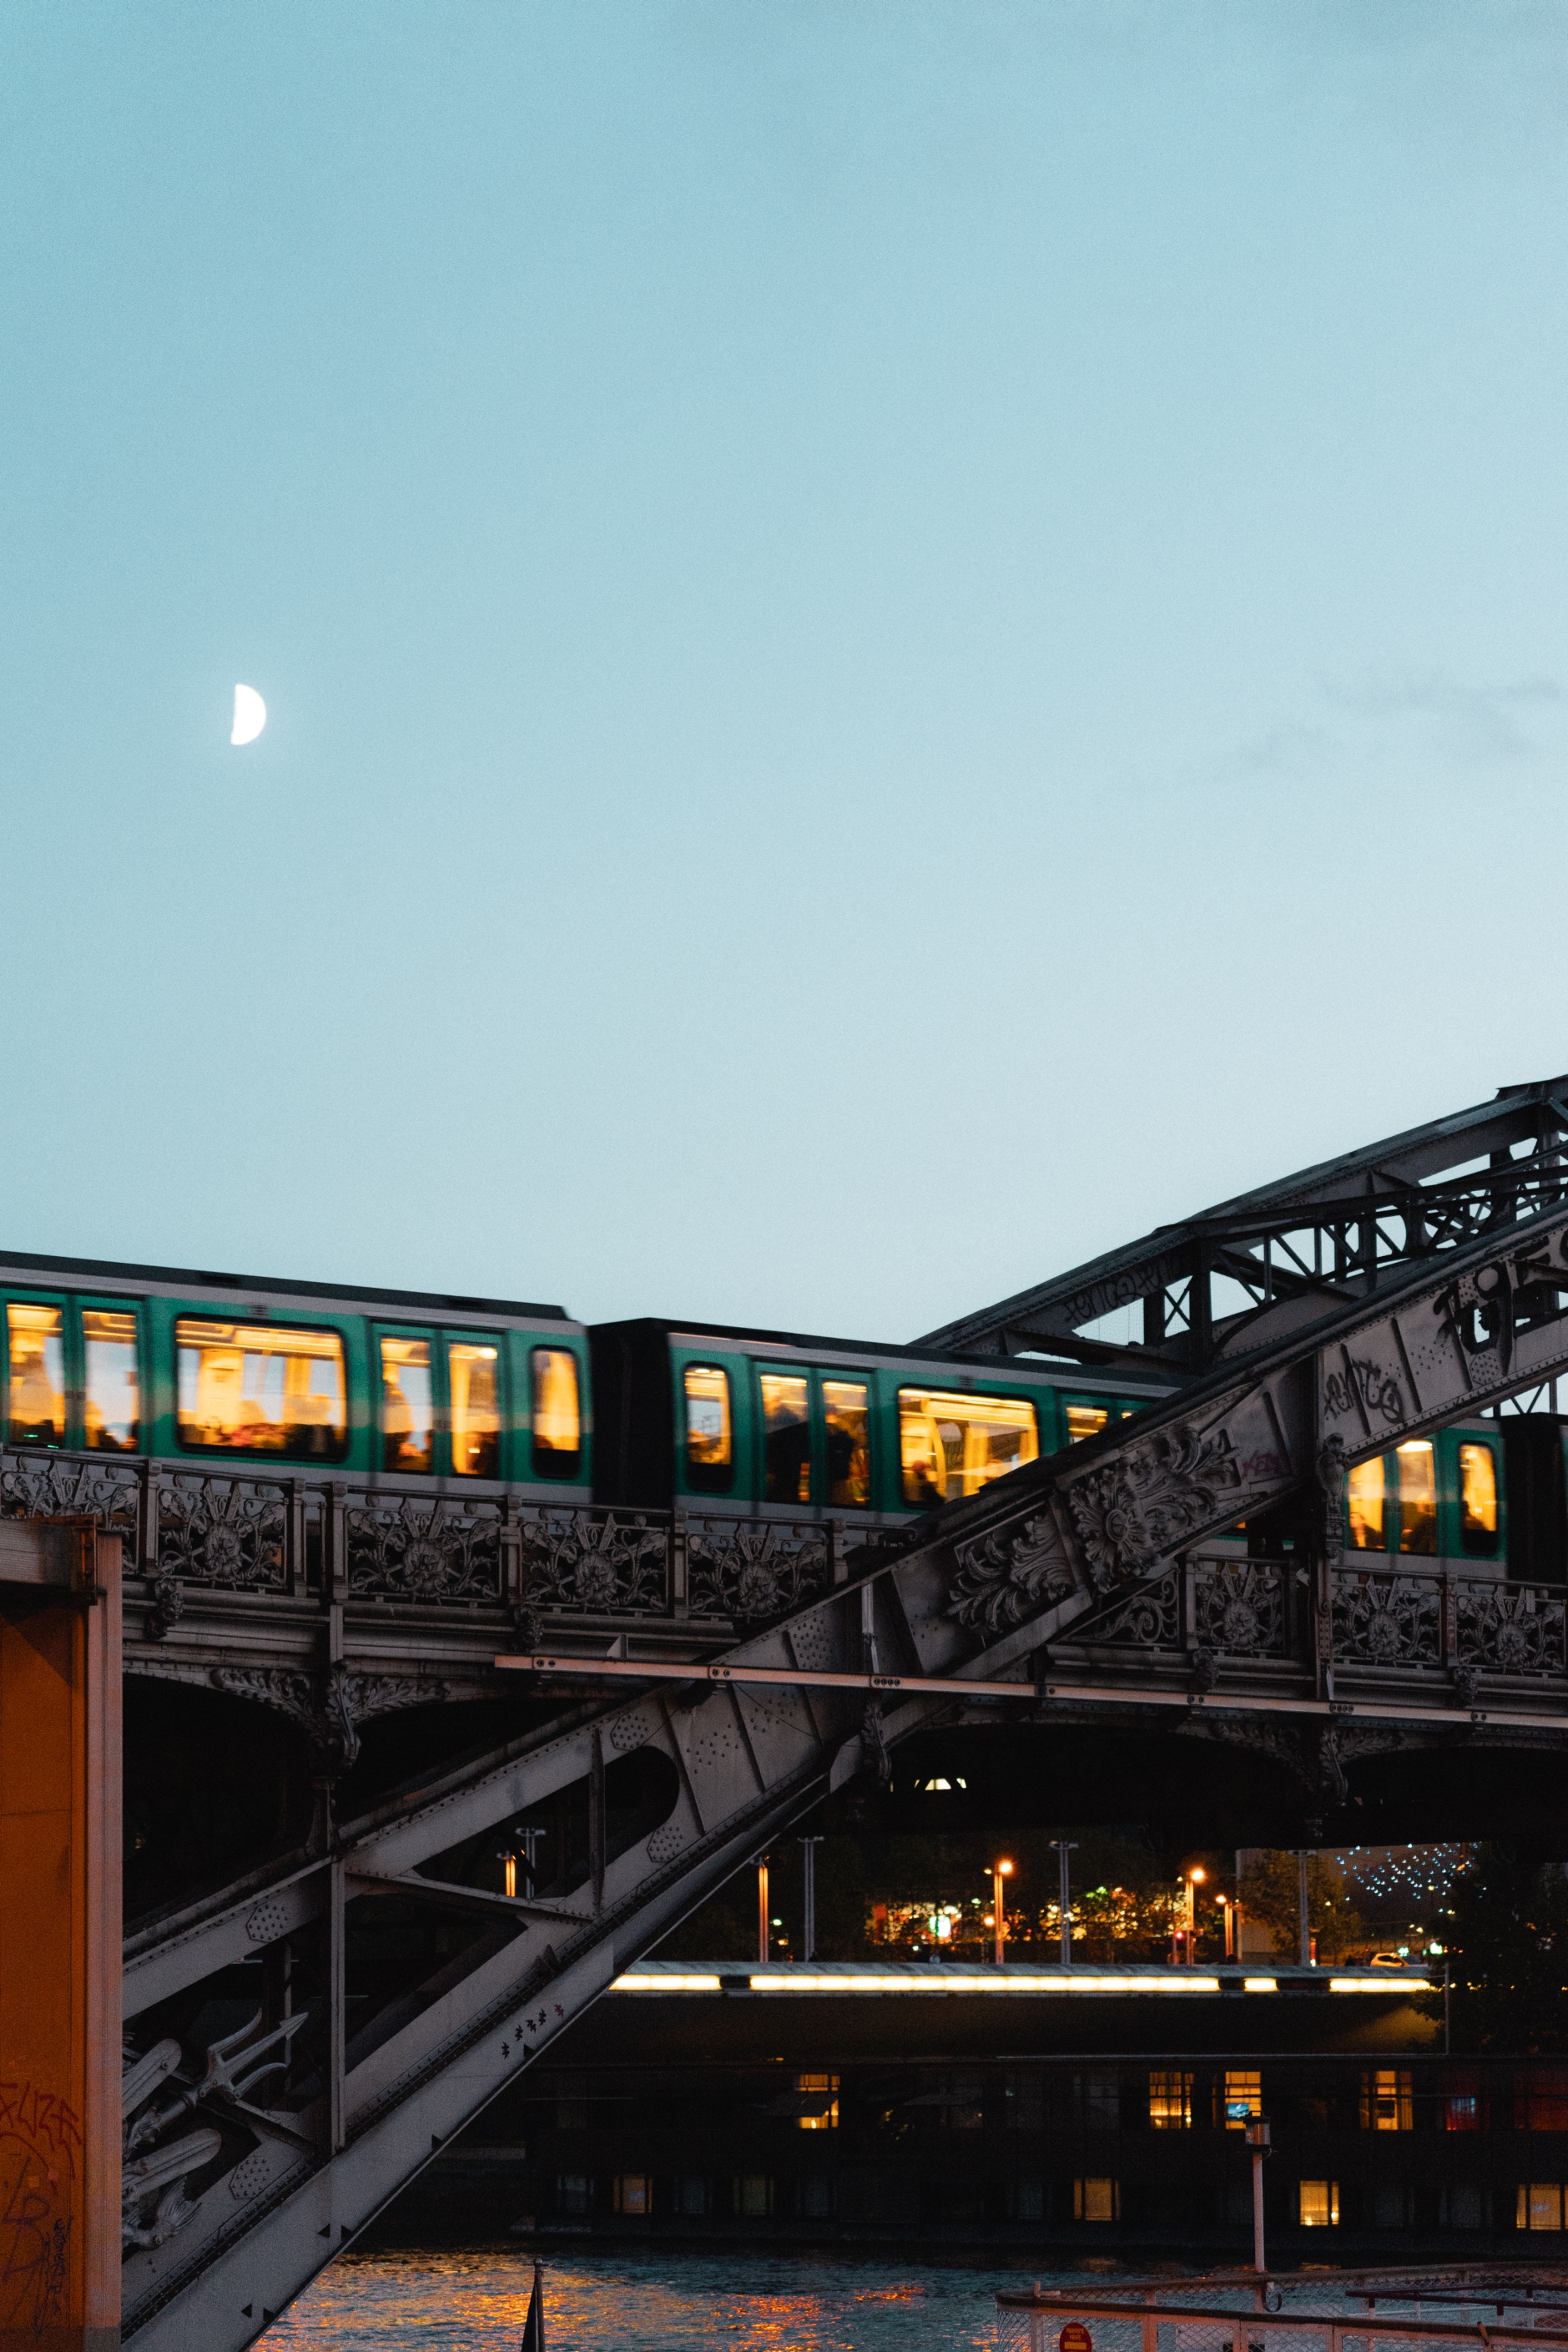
[374,1326,436,1476]
[3,1287,68,1449]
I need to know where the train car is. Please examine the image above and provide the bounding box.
[587,1315,1170,1527]
[0,1249,593,1498]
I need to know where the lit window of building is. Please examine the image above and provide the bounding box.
[797,2073,839,2130]
[1073,2178,1118,2222]
[1148,2071,1192,2129]
[1298,2180,1339,2228]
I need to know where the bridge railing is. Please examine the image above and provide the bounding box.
[0,1442,907,1628]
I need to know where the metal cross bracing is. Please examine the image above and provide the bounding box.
[916,1073,1568,1376]
[113,1175,1568,2349]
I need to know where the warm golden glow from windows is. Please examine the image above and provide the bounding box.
[1299,2179,1339,2227]
[531,1347,581,1479]
[1073,2177,1117,2222]
[1460,1441,1500,1556]
[824,1380,870,1508]
[176,1318,346,1458]
[7,1302,63,1446]
[381,1336,432,1473]
[448,1341,499,1478]
[684,1364,733,1484]
[83,1308,139,1452]
[1397,1439,1437,1556]
[797,2072,839,2129]
[898,1390,1037,1506]
[1347,1455,1386,1550]
[761,1372,811,1504]
[1222,2069,1263,2127]
[1148,2070,1192,2128]
[1363,2068,1413,2131]
[1066,1402,1110,1444]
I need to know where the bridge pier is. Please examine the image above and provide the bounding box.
[0,1518,121,2352]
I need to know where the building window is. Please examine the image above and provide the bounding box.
[531,1347,581,1479]
[1397,1440,1438,1555]
[798,2177,833,2218]
[897,1389,1038,1507]
[1441,2183,1486,2230]
[684,1365,733,1490]
[1148,2071,1192,2129]
[1298,2180,1339,2228]
[1361,2070,1413,2131]
[1073,2178,1118,2223]
[673,2175,708,2216]
[797,2073,839,2130]
[1220,2071,1262,2130]
[1520,2184,1565,2232]
[824,1379,870,1507]
[1347,1456,1386,1550]
[381,1336,433,1472]
[612,2174,649,2215]
[1459,1441,1500,1557]
[175,1318,347,1459]
[83,1307,139,1452]
[1007,2178,1045,2222]
[760,1373,812,1504]
[6,1302,64,1447]
[448,1340,500,1477]
[734,2175,772,2218]
[556,2174,590,2218]
[1445,2091,1480,2132]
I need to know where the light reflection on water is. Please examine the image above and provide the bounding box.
[265,2247,1007,2352]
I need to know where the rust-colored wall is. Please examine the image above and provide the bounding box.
[0,1530,120,2352]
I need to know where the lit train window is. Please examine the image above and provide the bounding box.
[684,1364,733,1491]
[761,1373,811,1504]
[1065,1403,1109,1444]
[1346,1456,1386,1551]
[531,1348,581,1480]
[824,1380,870,1508]
[1459,1441,1500,1557]
[898,1390,1038,1507]
[1397,1440,1437,1556]
[83,1308,139,1452]
[381,1336,433,1473]
[7,1303,63,1448]
[448,1341,500,1478]
[176,1318,346,1459]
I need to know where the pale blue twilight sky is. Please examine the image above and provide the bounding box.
[3,3,1565,1339]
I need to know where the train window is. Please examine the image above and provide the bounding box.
[760,1373,812,1505]
[448,1341,501,1478]
[381,1337,433,1473]
[684,1364,734,1491]
[898,1390,1039,1507]
[7,1303,64,1447]
[83,1308,139,1452]
[824,1380,870,1508]
[175,1319,347,1458]
[1396,1440,1437,1555]
[1459,1441,1500,1557]
[1346,1456,1386,1551]
[1065,1403,1109,1444]
[531,1348,582,1479]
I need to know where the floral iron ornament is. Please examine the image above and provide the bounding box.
[1065,1421,1244,1590]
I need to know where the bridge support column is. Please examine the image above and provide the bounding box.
[0,1519,121,2352]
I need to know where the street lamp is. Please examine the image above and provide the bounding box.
[990,1859,1014,1966]
[1175,1865,1205,1964]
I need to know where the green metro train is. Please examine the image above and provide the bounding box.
[0,1248,1562,1572]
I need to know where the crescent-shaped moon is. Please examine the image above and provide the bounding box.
[231,684,267,745]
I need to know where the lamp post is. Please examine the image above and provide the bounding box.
[990,1859,1014,1966]
[799,1835,823,1963]
[1245,2116,1271,2273]
[757,1854,770,1963]
[1290,1849,1313,1966]
[1050,1840,1077,1966]
[1175,1866,1205,1964]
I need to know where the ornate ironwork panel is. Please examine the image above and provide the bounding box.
[517,1506,668,1616]
[346,1492,502,1603]
[155,1474,288,1590]
[1067,1566,1180,1648]
[1456,1579,1567,1677]
[1192,1559,1286,1656]
[1331,1570,1440,1668]
[0,1446,142,1565]
[687,1519,830,1622]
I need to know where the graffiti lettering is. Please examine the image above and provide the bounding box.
[0,2082,78,2339]
[1322,1358,1404,1426]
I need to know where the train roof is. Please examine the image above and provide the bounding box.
[0,1248,569,1324]
[587,1313,1174,1391]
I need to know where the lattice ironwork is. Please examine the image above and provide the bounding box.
[687,1518,830,1621]
[1456,1579,1567,1676]
[0,1446,141,1563]
[345,1492,501,1602]
[1192,1558,1286,1655]
[156,1475,289,1591]
[517,1506,668,1615]
[1331,1570,1441,1668]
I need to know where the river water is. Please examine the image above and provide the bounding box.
[265,2247,1014,2351]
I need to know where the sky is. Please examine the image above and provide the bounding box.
[3,2,1566,1341]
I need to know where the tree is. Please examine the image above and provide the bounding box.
[1241,1849,1367,1962]
[1430,1847,1568,2054]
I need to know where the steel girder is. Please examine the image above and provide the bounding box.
[119,1186,1568,2349]
[916,1073,1568,1373]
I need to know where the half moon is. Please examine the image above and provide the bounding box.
[231,684,267,745]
